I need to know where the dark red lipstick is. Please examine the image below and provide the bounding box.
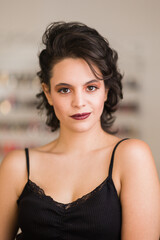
[70,112,91,120]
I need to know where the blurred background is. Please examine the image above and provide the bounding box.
[0,0,160,176]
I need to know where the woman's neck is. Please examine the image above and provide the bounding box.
[53,123,110,155]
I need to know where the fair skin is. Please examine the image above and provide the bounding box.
[0,58,159,240]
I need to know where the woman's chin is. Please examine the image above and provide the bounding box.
[62,121,100,133]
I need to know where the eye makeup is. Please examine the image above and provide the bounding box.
[57,84,100,94]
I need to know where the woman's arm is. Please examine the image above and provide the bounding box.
[119,139,160,240]
[0,150,26,240]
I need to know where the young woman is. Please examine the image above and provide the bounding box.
[0,21,159,240]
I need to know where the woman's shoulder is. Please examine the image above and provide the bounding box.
[0,149,28,198]
[115,138,157,180]
[117,138,153,161]
[118,139,160,238]
[1,149,27,173]
[116,138,154,163]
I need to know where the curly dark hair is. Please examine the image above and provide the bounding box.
[36,21,123,134]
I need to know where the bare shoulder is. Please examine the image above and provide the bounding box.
[1,149,26,173]
[0,149,28,197]
[115,138,158,177]
[117,139,160,239]
[117,138,152,156]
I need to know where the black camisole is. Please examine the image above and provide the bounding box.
[16,138,129,240]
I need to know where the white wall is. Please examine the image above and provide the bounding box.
[0,0,160,175]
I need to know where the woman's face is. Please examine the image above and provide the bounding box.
[43,58,108,133]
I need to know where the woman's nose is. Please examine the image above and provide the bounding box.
[71,91,86,108]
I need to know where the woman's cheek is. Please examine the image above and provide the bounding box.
[52,98,68,118]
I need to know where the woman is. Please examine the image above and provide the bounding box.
[0,21,159,240]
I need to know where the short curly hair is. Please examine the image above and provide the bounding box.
[36,21,123,134]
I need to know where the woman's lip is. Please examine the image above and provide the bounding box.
[70,112,91,120]
[71,112,91,117]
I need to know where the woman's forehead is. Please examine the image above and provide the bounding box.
[50,58,103,84]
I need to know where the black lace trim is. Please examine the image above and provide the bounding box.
[26,177,110,210]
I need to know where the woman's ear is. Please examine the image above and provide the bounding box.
[41,83,53,106]
[104,88,109,102]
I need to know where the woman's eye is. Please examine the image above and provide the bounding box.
[87,86,98,92]
[58,88,71,94]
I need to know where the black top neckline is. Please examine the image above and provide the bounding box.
[17,176,115,211]
[17,138,129,211]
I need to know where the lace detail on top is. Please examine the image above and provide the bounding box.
[20,138,129,211]
[26,177,111,210]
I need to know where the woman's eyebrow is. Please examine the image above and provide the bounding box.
[55,79,100,88]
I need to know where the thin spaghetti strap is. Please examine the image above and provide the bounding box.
[108,138,130,178]
[24,148,30,180]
